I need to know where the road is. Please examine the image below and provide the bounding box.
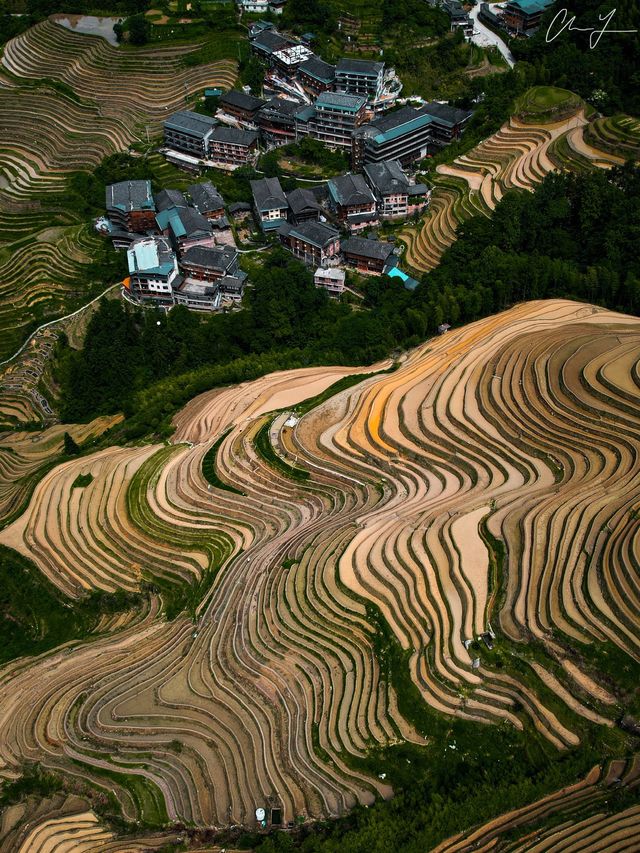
[469,3,515,68]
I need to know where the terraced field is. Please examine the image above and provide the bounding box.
[399,107,640,273]
[1,300,639,841]
[434,756,640,852]
[0,18,237,361]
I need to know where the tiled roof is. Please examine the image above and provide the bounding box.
[328,173,375,207]
[342,236,395,261]
[164,110,216,138]
[251,177,287,211]
[106,180,154,213]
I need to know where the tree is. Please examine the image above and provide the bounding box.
[63,432,80,456]
[128,13,150,46]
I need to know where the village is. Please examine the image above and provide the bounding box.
[101,17,481,312]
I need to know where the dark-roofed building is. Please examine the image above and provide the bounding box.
[278,221,340,266]
[180,245,239,282]
[327,173,377,233]
[163,110,217,157]
[106,180,156,233]
[298,55,335,96]
[503,0,554,32]
[251,29,296,61]
[286,188,322,224]
[218,271,248,301]
[219,90,267,124]
[313,91,367,151]
[154,188,188,213]
[188,182,225,221]
[256,97,305,147]
[421,101,473,146]
[248,20,275,39]
[442,0,473,36]
[125,235,179,306]
[173,279,220,311]
[341,236,396,275]
[352,106,433,168]
[251,176,288,231]
[363,160,430,220]
[156,206,215,252]
[209,126,259,166]
[335,58,385,104]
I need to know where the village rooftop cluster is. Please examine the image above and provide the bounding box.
[161,22,473,173]
[100,17,481,312]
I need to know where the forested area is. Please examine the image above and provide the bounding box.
[56,164,640,436]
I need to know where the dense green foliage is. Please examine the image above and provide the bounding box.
[56,165,640,436]
[254,419,310,482]
[0,545,142,666]
[512,0,640,116]
[201,430,246,495]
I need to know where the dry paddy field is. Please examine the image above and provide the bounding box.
[0,18,237,362]
[1,299,640,844]
[399,108,640,273]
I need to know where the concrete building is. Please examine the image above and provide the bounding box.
[341,236,396,275]
[314,267,345,297]
[125,236,179,306]
[251,176,288,231]
[335,58,385,104]
[106,180,156,234]
[442,0,474,36]
[278,221,340,266]
[352,106,433,168]
[251,29,297,62]
[313,91,367,151]
[163,110,217,157]
[173,280,221,311]
[327,173,378,233]
[363,160,430,220]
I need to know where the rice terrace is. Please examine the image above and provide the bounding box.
[1,1,640,852]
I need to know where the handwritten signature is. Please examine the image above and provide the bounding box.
[546,7,638,49]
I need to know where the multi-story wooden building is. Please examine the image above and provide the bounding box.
[156,206,215,253]
[421,101,473,147]
[327,172,378,233]
[218,90,266,125]
[503,0,553,32]
[363,160,430,220]
[297,55,336,97]
[106,180,156,234]
[209,126,259,166]
[188,182,225,221]
[278,221,340,266]
[251,176,289,232]
[180,245,239,282]
[341,236,396,275]
[286,188,322,224]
